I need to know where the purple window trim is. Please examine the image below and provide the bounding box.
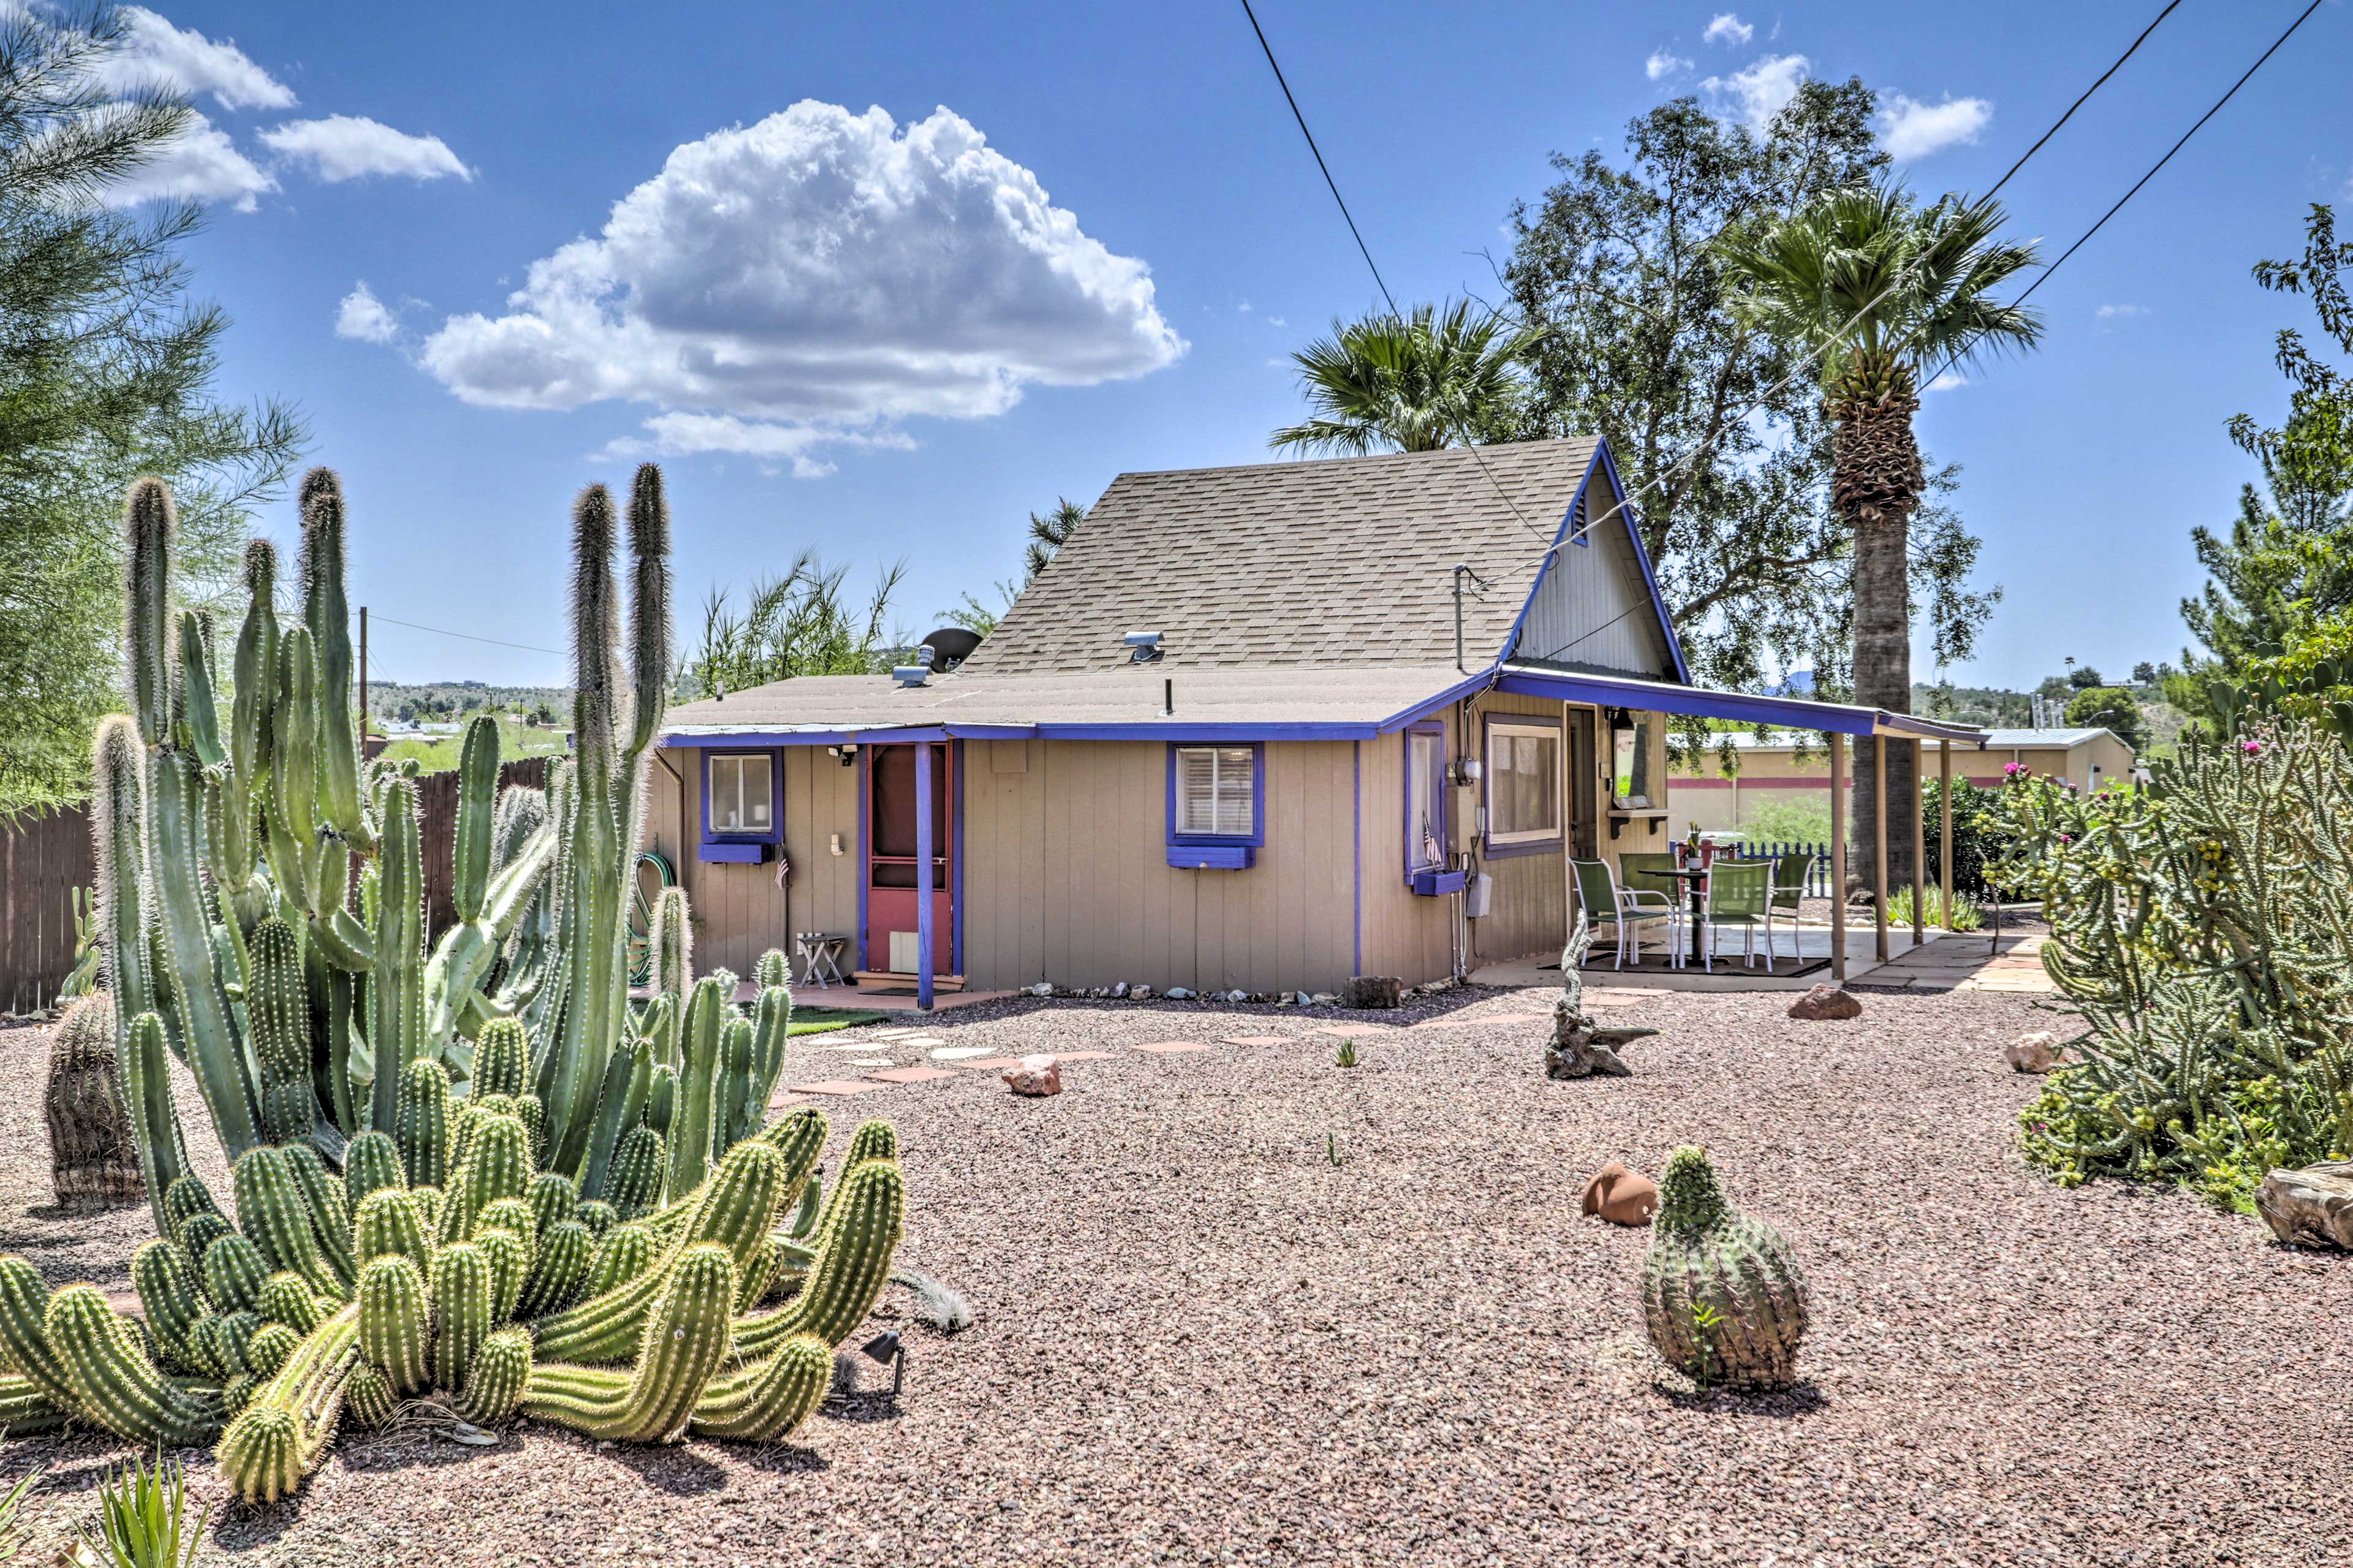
[1402,721,1447,884]
[950,740,965,977]
[1164,741,1265,849]
[1480,712,1564,860]
[699,748,785,847]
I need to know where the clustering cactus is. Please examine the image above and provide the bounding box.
[1993,721,2353,1206]
[1640,1148,1809,1392]
[15,468,939,1502]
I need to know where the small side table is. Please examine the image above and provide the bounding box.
[793,931,849,989]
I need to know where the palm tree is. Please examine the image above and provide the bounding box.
[1270,300,1532,456]
[1025,498,1087,580]
[1718,183,2040,898]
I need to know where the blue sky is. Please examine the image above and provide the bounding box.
[117,1,2351,693]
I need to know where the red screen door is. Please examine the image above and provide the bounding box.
[865,743,953,975]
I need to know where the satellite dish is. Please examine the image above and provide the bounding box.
[920,627,983,673]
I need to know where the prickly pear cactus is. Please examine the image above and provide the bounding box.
[1640,1148,1808,1392]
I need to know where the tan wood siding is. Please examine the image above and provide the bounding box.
[646,748,858,983]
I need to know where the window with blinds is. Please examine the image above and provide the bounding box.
[708,752,773,835]
[1486,722,1560,845]
[1172,745,1256,838]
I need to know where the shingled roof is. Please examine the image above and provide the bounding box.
[961,437,1610,676]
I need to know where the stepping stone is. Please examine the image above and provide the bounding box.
[1050,1051,1115,1062]
[866,1066,955,1084]
[893,1036,944,1047]
[846,1058,895,1067]
[768,1093,814,1108]
[1219,1035,1292,1047]
[1134,1041,1209,1055]
[930,1046,996,1061]
[949,1056,1031,1070]
[788,1079,895,1096]
[825,1043,887,1052]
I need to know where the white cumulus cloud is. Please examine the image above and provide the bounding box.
[417,100,1185,470]
[1646,49,1692,81]
[1703,53,1809,128]
[1702,13,1754,47]
[258,116,471,183]
[2096,303,2149,319]
[1926,370,1968,393]
[101,6,295,110]
[335,282,401,344]
[1875,94,1993,161]
[102,110,275,210]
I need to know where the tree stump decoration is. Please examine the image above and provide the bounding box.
[45,993,145,1211]
[1547,912,1657,1080]
[2256,1162,2353,1250]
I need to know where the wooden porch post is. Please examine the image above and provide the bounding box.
[1560,702,1575,947]
[915,740,934,1011]
[1910,738,1927,949]
[1829,731,1847,983]
[1873,733,1890,964]
[1939,740,1953,930]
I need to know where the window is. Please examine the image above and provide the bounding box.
[1171,745,1259,839]
[1405,724,1446,874]
[707,752,774,836]
[1610,715,1654,808]
[1485,717,1561,852]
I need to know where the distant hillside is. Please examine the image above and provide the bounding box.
[367,683,572,726]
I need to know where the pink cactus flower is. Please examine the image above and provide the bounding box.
[2241,739,2263,756]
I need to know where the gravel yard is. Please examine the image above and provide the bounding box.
[0,978,2341,1567]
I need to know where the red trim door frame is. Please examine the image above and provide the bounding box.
[864,741,954,975]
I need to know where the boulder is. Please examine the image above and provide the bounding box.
[2005,1031,2064,1074]
[1165,987,1195,1001]
[1002,1055,1063,1097]
[1580,1161,1659,1226]
[2256,1162,2353,1249]
[1112,982,1129,999]
[1787,984,1863,1021]
[1341,975,1403,1010]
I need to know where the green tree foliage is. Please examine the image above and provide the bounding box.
[683,553,906,699]
[0,6,303,816]
[1502,84,2003,707]
[2170,205,2353,726]
[1268,300,1533,458]
[1717,182,2040,894]
[2063,686,2148,751]
[1023,497,1086,580]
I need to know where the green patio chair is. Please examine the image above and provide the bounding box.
[1765,849,1813,964]
[1571,858,1682,970]
[1698,859,1773,973]
[1616,851,1681,906]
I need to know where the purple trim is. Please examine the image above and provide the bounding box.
[1401,721,1446,884]
[1164,741,1266,851]
[1491,670,1879,737]
[1374,666,1501,735]
[950,740,965,977]
[1167,843,1254,871]
[854,746,870,974]
[1592,439,1692,684]
[697,746,784,863]
[915,737,934,1010]
[1412,868,1469,896]
[696,840,768,865]
[1480,711,1564,860]
[1351,740,1362,977]
[1047,722,1368,742]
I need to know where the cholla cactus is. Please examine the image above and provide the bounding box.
[1992,720,2353,1205]
[1640,1148,1809,1392]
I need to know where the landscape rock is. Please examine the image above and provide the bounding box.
[1341,975,1403,1009]
[2006,1030,2064,1073]
[1002,1055,1062,1096]
[1227,990,1249,1004]
[1165,987,1195,1000]
[1579,1161,1659,1226]
[1131,985,1151,1001]
[1112,982,1129,998]
[1292,991,1314,1007]
[1787,984,1863,1021]
[1023,983,1053,998]
[2256,1161,2353,1249]
[1311,992,1339,1006]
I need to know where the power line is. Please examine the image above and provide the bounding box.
[1917,0,2327,394]
[367,613,566,658]
[1237,0,2183,596]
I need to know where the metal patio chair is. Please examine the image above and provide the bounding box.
[1697,859,1773,973]
[1571,858,1682,970]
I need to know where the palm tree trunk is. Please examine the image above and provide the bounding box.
[1831,373,1924,901]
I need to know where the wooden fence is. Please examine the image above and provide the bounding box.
[0,754,551,1015]
[0,808,96,1015]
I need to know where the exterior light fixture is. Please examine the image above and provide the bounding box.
[860,1330,906,1398]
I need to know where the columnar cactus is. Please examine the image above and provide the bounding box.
[357,1254,431,1397]
[689,1333,832,1442]
[1640,1148,1809,1392]
[44,1283,218,1447]
[735,1159,904,1357]
[354,1188,430,1275]
[45,992,143,1213]
[456,1325,532,1426]
[523,1243,735,1443]
[431,1243,493,1392]
[218,1303,362,1505]
[396,1059,452,1190]
[345,1132,406,1206]
[475,1018,531,1100]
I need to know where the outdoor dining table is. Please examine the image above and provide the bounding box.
[1659,865,1711,966]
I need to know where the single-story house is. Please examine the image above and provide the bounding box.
[642,437,1982,1004]
[1665,725,2139,836]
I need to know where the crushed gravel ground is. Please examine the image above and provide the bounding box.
[0,979,2342,1567]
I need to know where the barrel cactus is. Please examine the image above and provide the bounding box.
[1640,1147,1809,1392]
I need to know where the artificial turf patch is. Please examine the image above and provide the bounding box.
[786,1007,885,1036]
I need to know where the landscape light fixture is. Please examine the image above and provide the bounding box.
[860,1330,906,1398]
